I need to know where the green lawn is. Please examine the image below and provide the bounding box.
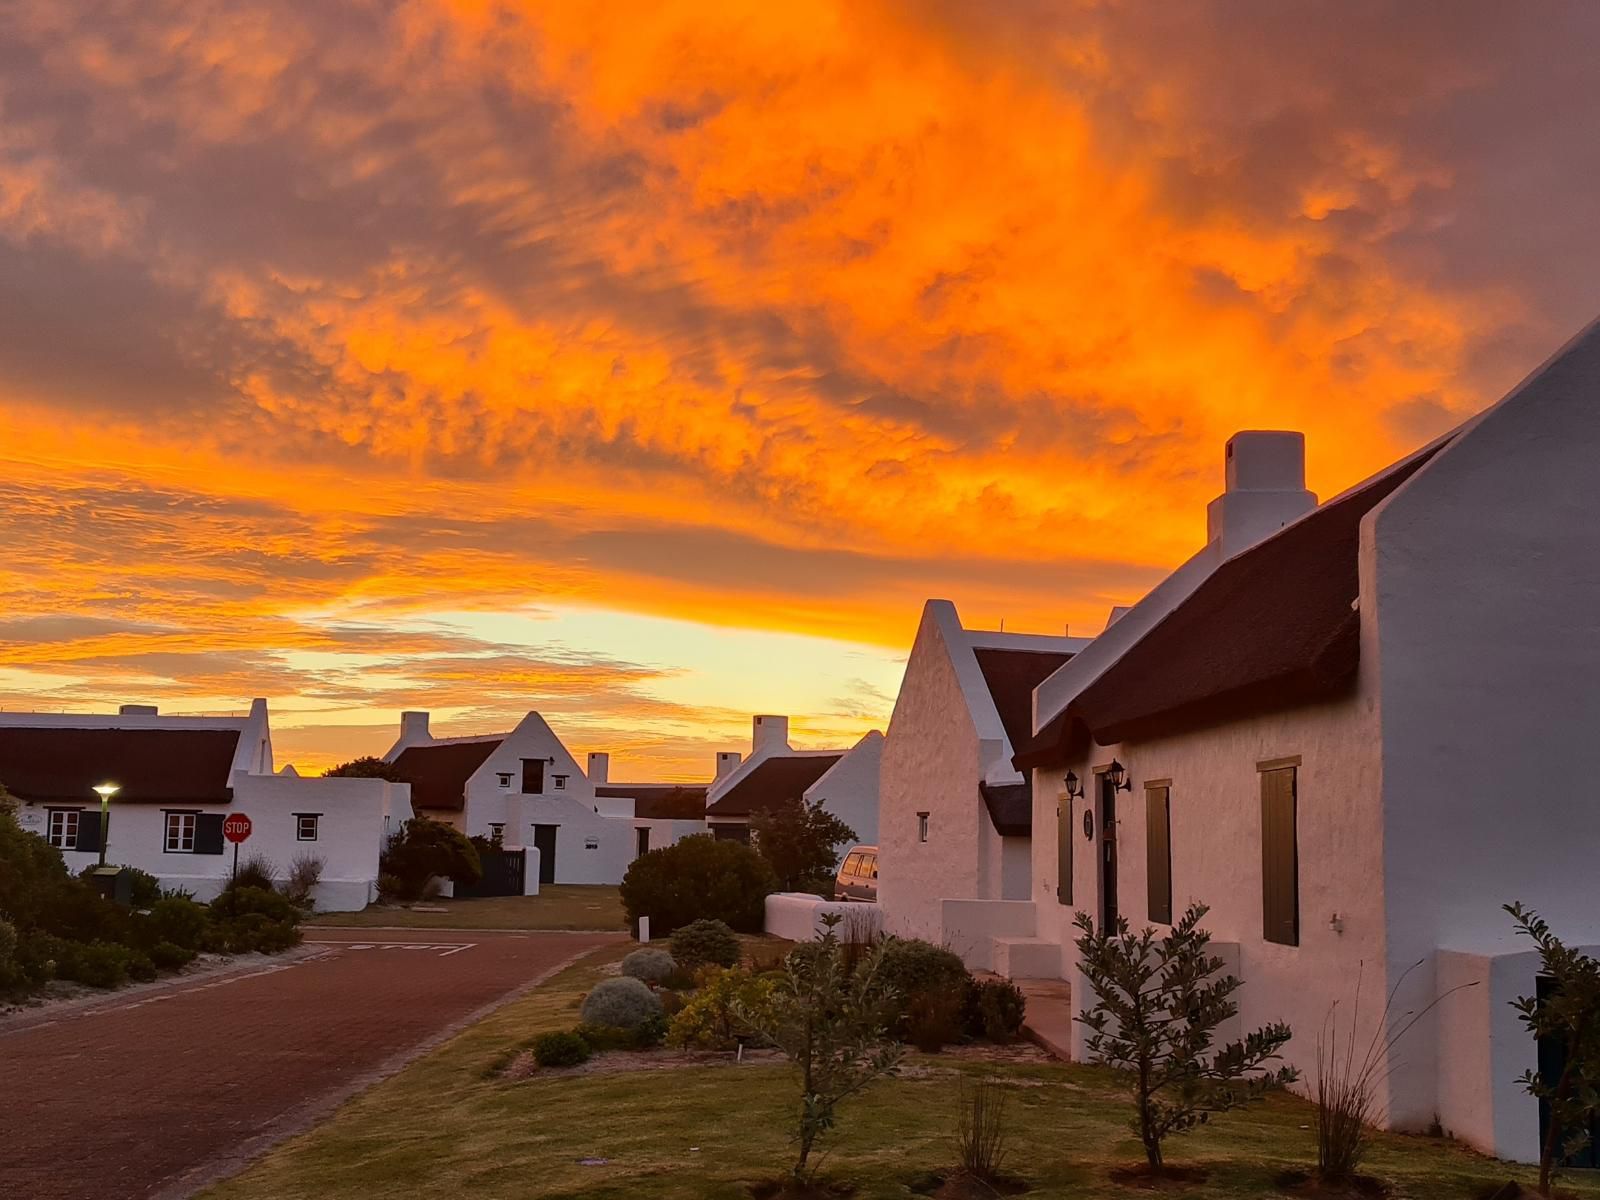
[202,942,1598,1200]
[305,886,626,931]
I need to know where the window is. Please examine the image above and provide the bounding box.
[1056,795,1072,905]
[165,812,198,853]
[917,812,929,842]
[521,758,545,794]
[1146,784,1172,925]
[841,851,863,877]
[497,773,513,789]
[47,808,82,851]
[295,813,320,842]
[1260,765,1299,946]
[865,853,878,880]
[553,775,568,790]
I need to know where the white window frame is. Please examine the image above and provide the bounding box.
[917,812,929,843]
[553,775,568,790]
[165,811,197,854]
[497,773,514,789]
[296,813,320,842]
[47,807,81,850]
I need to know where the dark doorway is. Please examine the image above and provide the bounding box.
[532,823,558,884]
[636,826,650,857]
[712,823,751,843]
[1099,773,1118,932]
[521,758,546,794]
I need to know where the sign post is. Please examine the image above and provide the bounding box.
[223,812,253,880]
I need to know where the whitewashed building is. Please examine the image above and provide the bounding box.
[0,701,411,910]
[877,600,1089,963]
[703,716,881,855]
[1000,320,1600,1165]
[587,751,709,859]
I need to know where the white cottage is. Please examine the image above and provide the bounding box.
[877,600,1088,963]
[0,701,411,910]
[998,320,1600,1165]
[383,710,687,886]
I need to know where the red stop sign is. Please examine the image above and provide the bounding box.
[223,813,253,844]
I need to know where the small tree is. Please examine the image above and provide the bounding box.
[751,797,857,893]
[380,817,482,900]
[324,756,406,781]
[736,914,904,1186]
[1074,903,1296,1173]
[620,835,776,934]
[1506,901,1600,1197]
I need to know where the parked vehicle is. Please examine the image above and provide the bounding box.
[834,844,878,902]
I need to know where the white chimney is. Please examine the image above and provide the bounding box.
[400,711,431,743]
[118,704,158,716]
[715,750,743,779]
[587,752,610,784]
[751,714,790,756]
[1205,431,1317,559]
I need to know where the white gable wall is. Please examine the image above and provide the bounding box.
[803,729,883,851]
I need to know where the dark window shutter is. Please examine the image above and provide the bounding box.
[76,810,102,853]
[1146,786,1172,924]
[194,813,226,855]
[1260,767,1299,946]
[521,759,545,794]
[1056,799,1072,904]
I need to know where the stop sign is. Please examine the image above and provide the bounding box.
[223,813,253,844]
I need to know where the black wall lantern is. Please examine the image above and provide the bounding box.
[1063,770,1084,801]
[1106,759,1132,792]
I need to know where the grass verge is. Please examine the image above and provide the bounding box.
[305,886,627,931]
[202,945,1600,1200]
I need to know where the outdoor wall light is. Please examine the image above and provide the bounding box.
[1106,760,1132,792]
[1064,770,1084,801]
[92,782,120,869]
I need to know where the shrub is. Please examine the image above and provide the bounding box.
[578,1016,668,1051]
[668,966,779,1050]
[955,1077,1011,1185]
[376,874,403,903]
[1075,903,1296,1173]
[325,756,406,780]
[1506,901,1600,1197]
[735,914,903,1183]
[150,941,196,971]
[146,897,209,951]
[228,854,278,893]
[65,941,138,989]
[969,978,1027,1043]
[210,886,300,926]
[381,818,482,900]
[578,976,664,1030]
[621,947,677,984]
[875,937,973,1041]
[906,980,968,1052]
[0,918,22,992]
[79,865,163,908]
[619,835,776,936]
[670,918,742,971]
[877,938,970,998]
[533,1030,592,1068]
[282,855,324,908]
[13,931,69,984]
[749,797,857,893]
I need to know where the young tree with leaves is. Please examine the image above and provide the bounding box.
[323,755,406,781]
[751,797,857,894]
[736,914,903,1186]
[1506,901,1600,1197]
[1074,903,1297,1173]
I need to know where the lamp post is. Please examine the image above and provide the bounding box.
[92,783,119,868]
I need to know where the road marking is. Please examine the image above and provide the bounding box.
[304,940,476,957]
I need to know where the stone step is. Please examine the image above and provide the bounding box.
[990,934,1062,980]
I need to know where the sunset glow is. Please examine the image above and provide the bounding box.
[3,2,1597,777]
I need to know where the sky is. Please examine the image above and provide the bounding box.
[2,2,1598,780]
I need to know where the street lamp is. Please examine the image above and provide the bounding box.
[92,783,119,868]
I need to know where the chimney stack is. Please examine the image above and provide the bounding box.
[751,714,790,756]
[587,752,610,784]
[400,711,431,743]
[118,704,158,716]
[1205,431,1317,559]
[715,751,743,780]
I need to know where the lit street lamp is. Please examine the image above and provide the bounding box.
[92,783,120,868]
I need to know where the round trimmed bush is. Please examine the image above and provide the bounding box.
[150,941,196,971]
[620,947,677,984]
[619,834,776,936]
[670,918,741,970]
[533,1030,592,1068]
[146,897,209,951]
[876,937,970,998]
[209,886,300,926]
[578,976,664,1030]
[969,978,1027,1042]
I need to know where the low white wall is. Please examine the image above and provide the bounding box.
[765,893,883,942]
[940,898,1036,971]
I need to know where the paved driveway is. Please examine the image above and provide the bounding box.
[0,929,620,1200]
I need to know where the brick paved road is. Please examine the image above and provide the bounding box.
[0,929,619,1200]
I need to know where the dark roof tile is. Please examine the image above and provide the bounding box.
[597,783,708,821]
[0,727,240,804]
[971,647,1075,750]
[704,755,842,818]
[389,740,502,812]
[979,781,1032,837]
